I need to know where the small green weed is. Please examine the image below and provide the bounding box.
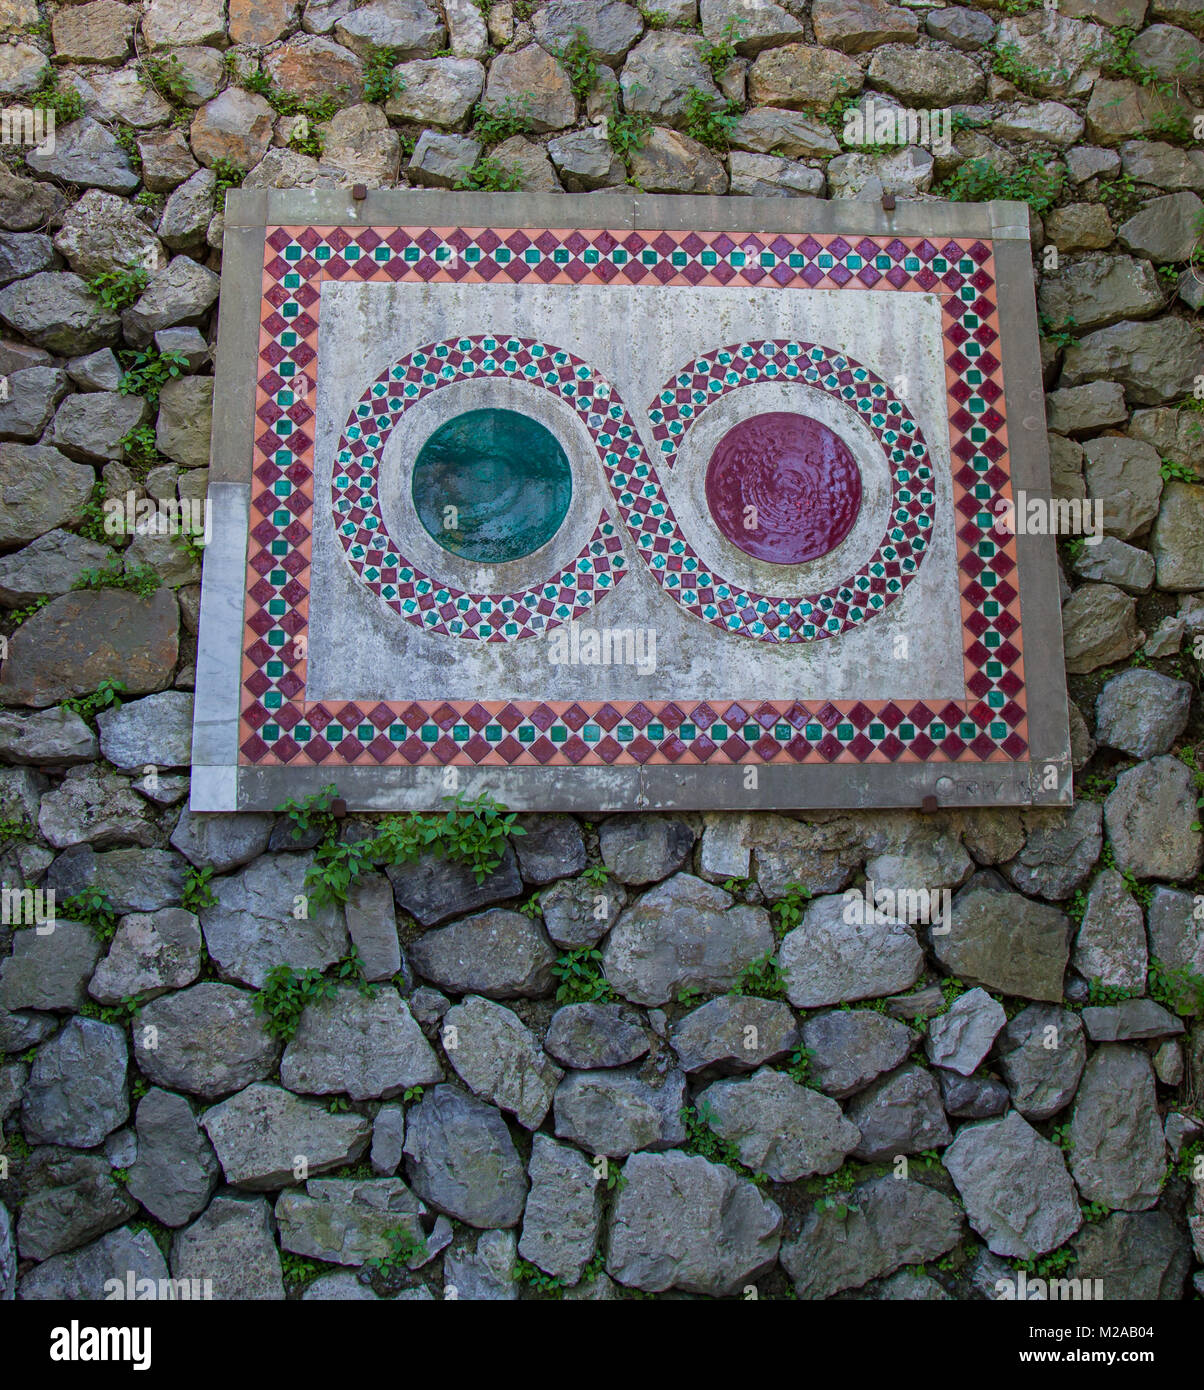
[87,268,148,313]
[552,947,613,1004]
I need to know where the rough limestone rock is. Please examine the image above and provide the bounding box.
[199,851,348,989]
[518,1134,603,1284]
[133,983,281,1100]
[95,690,193,770]
[18,1226,167,1302]
[440,995,561,1128]
[1072,1209,1191,1301]
[24,119,139,195]
[1038,255,1164,334]
[171,1195,284,1300]
[845,1062,951,1161]
[936,886,1070,1001]
[0,919,102,1013]
[1151,482,1204,591]
[512,814,586,884]
[88,907,201,1005]
[403,1085,527,1229]
[545,1002,650,1071]
[602,874,775,1006]
[780,893,923,1007]
[598,814,694,884]
[1082,999,1184,1042]
[620,32,722,126]
[386,845,523,925]
[1062,583,1143,674]
[1072,870,1148,994]
[938,1069,1010,1121]
[944,1111,1082,1257]
[21,1017,127,1148]
[925,988,1006,1076]
[126,1086,219,1227]
[408,909,556,998]
[1147,886,1204,977]
[370,1102,406,1176]
[607,1150,782,1296]
[749,43,863,110]
[1068,1046,1166,1211]
[1096,662,1191,752]
[812,0,918,53]
[535,871,626,948]
[1104,757,1203,881]
[281,985,443,1100]
[699,1066,861,1181]
[0,444,95,550]
[0,587,179,708]
[628,127,729,194]
[17,1149,138,1261]
[443,1228,517,1301]
[1061,318,1204,406]
[1001,802,1102,900]
[38,763,156,849]
[669,996,797,1075]
[553,1067,687,1157]
[801,1009,915,1097]
[0,705,97,766]
[169,807,275,874]
[201,1082,371,1188]
[342,871,400,982]
[781,1175,962,1300]
[275,1177,426,1265]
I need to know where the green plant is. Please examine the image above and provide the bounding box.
[82,993,147,1027]
[254,964,336,1041]
[1050,1122,1074,1154]
[372,792,525,884]
[118,348,189,406]
[181,865,217,913]
[785,1042,815,1087]
[517,892,543,918]
[87,268,149,313]
[455,155,522,191]
[681,87,742,152]
[513,1257,565,1297]
[1173,1139,1203,1182]
[62,888,119,942]
[6,595,50,627]
[363,45,404,103]
[1081,1200,1112,1223]
[581,863,610,888]
[1038,312,1078,350]
[1086,976,1135,1006]
[31,67,84,125]
[561,27,598,104]
[366,1224,427,1277]
[473,94,536,145]
[135,189,165,210]
[1148,958,1204,1017]
[0,815,31,846]
[307,834,377,908]
[73,559,161,599]
[938,156,1065,216]
[552,946,614,1004]
[280,1252,334,1290]
[991,40,1064,96]
[605,84,652,167]
[62,679,125,727]
[1013,1245,1077,1278]
[812,1161,859,1217]
[772,881,812,932]
[696,15,743,80]
[733,950,785,1000]
[138,52,195,105]
[402,1085,424,1103]
[680,1100,749,1175]
[276,782,340,841]
[211,157,245,197]
[1066,886,1089,927]
[1162,456,1197,483]
[119,423,168,479]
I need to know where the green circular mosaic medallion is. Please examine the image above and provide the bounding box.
[411,407,573,563]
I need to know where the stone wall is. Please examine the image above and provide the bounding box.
[1,0,1203,1301]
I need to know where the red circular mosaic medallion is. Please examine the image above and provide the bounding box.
[705,412,862,565]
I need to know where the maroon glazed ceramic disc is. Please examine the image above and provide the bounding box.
[705,412,862,565]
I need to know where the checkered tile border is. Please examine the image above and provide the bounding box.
[240,226,1025,768]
